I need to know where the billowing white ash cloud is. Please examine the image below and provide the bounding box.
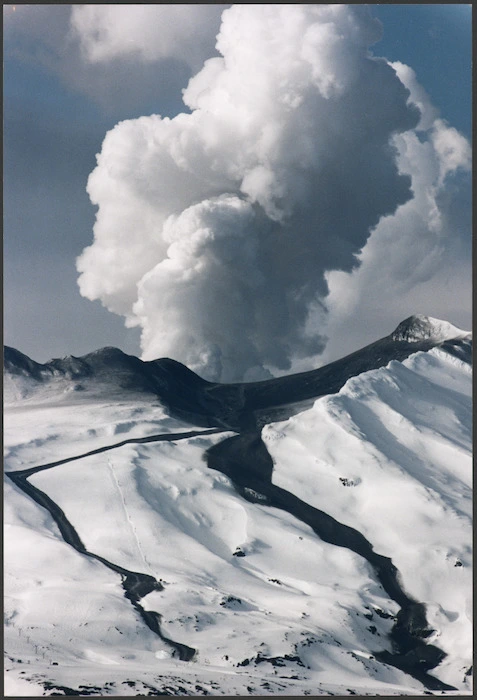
[320,62,471,363]
[77,4,421,381]
[70,4,227,71]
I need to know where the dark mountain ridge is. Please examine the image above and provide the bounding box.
[4,315,471,430]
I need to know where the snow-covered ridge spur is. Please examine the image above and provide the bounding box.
[3,315,472,696]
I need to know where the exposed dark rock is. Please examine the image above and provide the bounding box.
[237,657,250,667]
[256,652,305,668]
[373,608,395,620]
[220,595,242,608]
[42,681,97,696]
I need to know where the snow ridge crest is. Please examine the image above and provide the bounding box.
[390,314,470,343]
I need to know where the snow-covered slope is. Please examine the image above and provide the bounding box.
[3,316,472,696]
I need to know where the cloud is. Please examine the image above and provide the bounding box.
[70,4,227,71]
[76,4,468,381]
[320,62,471,363]
[3,5,224,120]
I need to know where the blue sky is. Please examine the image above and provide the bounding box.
[3,4,472,370]
[370,4,471,139]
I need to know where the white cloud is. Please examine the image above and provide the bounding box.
[320,65,471,364]
[76,4,470,380]
[3,5,225,119]
[70,4,227,71]
[431,119,472,185]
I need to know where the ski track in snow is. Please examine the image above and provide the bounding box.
[106,455,153,576]
[6,434,201,665]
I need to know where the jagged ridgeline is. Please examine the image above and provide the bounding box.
[4,315,471,429]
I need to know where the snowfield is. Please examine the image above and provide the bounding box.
[264,346,472,691]
[3,320,472,696]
